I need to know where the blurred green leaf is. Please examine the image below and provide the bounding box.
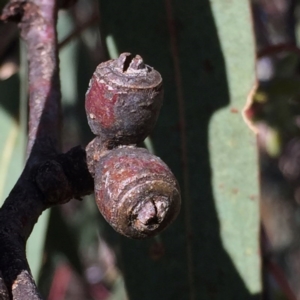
[0,36,25,204]
[27,210,50,280]
[0,74,24,204]
[209,0,260,293]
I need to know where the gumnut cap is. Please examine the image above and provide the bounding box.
[93,146,181,239]
[85,53,163,146]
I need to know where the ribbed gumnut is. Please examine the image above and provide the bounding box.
[85,53,163,146]
[93,146,181,239]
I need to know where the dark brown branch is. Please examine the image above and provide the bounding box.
[0,146,94,299]
[0,1,94,299]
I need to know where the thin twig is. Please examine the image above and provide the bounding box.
[58,13,99,50]
[266,258,297,300]
[257,43,300,59]
[261,226,297,300]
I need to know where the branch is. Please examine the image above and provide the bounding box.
[0,146,93,299]
[0,1,93,299]
[0,0,62,157]
[257,43,300,59]
[265,257,297,300]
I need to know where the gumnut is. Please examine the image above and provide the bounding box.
[85,53,163,146]
[93,146,181,239]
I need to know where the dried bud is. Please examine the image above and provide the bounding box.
[85,53,163,146]
[93,146,181,239]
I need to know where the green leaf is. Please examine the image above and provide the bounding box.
[27,210,50,280]
[100,0,261,299]
[209,0,260,293]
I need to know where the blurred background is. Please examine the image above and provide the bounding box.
[2,0,300,299]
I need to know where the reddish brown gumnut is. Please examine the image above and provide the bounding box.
[85,53,163,146]
[93,146,181,239]
[85,54,180,238]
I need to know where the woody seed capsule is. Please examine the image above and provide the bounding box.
[85,53,163,146]
[93,146,181,239]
